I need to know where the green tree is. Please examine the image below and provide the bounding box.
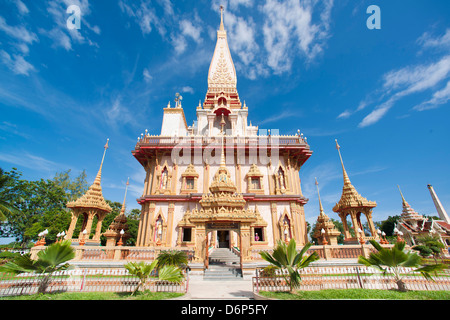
[156,250,189,270]
[124,260,184,295]
[259,239,320,292]
[0,240,75,293]
[125,208,140,246]
[53,169,88,202]
[0,168,21,222]
[378,216,400,236]
[0,168,70,247]
[412,234,446,263]
[358,239,447,292]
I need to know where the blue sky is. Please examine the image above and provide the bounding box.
[0,0,449,241]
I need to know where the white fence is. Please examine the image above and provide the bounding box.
[0,268,188,297]
[253,266,450,292]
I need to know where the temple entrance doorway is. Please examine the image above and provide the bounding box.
[218,230,230,248]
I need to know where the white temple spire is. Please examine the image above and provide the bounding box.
[427,184,450,224]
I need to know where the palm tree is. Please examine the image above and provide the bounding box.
[124,260,184,296]
[358,239,447,292]
[259,239,320,292]
[0,240,75,293]
[156,249,188,269]
[0,168,20,222]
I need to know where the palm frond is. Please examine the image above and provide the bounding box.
[158,265,184,283]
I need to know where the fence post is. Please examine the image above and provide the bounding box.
[113,247,122,261]
[323,245,331,260]
[356,267,364,289]
[80,268,87,292]
[185,268,189,293]
[75,247,84,260]
[256,268,259,293]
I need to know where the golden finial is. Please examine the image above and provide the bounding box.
[315,177,325,216]
[101,138,109,166]
[397,185,408,207]
[220,5,224,31]
[94,138,109,185]
[120,177,130,214]
[335,139,351,186]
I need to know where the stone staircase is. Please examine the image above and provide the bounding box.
[203,248,242,281]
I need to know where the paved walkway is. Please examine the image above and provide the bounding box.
[175,279,254,300]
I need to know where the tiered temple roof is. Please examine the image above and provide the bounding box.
[332,140,376,213]
[67,139,112,213]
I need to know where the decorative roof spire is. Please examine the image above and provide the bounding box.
[220,5,224,31]
[93,138,109,185]
[315,177,325,216]
[397,185,424,221]
[335,139,351,186]
[397,185,409,207]
[313,177,341,244]
[332,139,376,213]
[207,4,237,91]
[120,177,130,215]
[66,139,112,213]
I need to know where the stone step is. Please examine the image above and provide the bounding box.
[205,248,242,280]
[203,267,243,281]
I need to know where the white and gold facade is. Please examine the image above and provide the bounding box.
[132,9,312,265]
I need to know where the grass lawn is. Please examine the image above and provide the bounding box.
[0,291,185,300]
[259,289,450,300]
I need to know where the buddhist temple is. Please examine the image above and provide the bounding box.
[132,7,312,268]
[313,178,340,245]
[332,140,378,244]
[396,185,450,246]
[104,178,131,246]
[66,139,112,245]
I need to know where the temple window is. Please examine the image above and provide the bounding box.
[182,227,192,242]
[185,178,195,190]
[251,177,261,190]
[254,227,264,241]
[181,164,199,194]
[246,164,264,194]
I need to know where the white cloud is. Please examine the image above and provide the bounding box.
[358,54,450,127]
[0,152,65,173]
[417,28,450,51]
[337,110,351,119]
[0,50,35,76]
[171,34,188,55]
[119,0,167,37]
[260,0,333,73]
[14,0,29,15]
[181,86,194,94]
[0,17,37,43]
[143,68,152,82]
[258,110,299,125]
[358,99,394,128]
[382,55,450,95]
[40,27,72,51]
[104,97,139,130]
[414,80,450,111]
[180,19,202,44]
